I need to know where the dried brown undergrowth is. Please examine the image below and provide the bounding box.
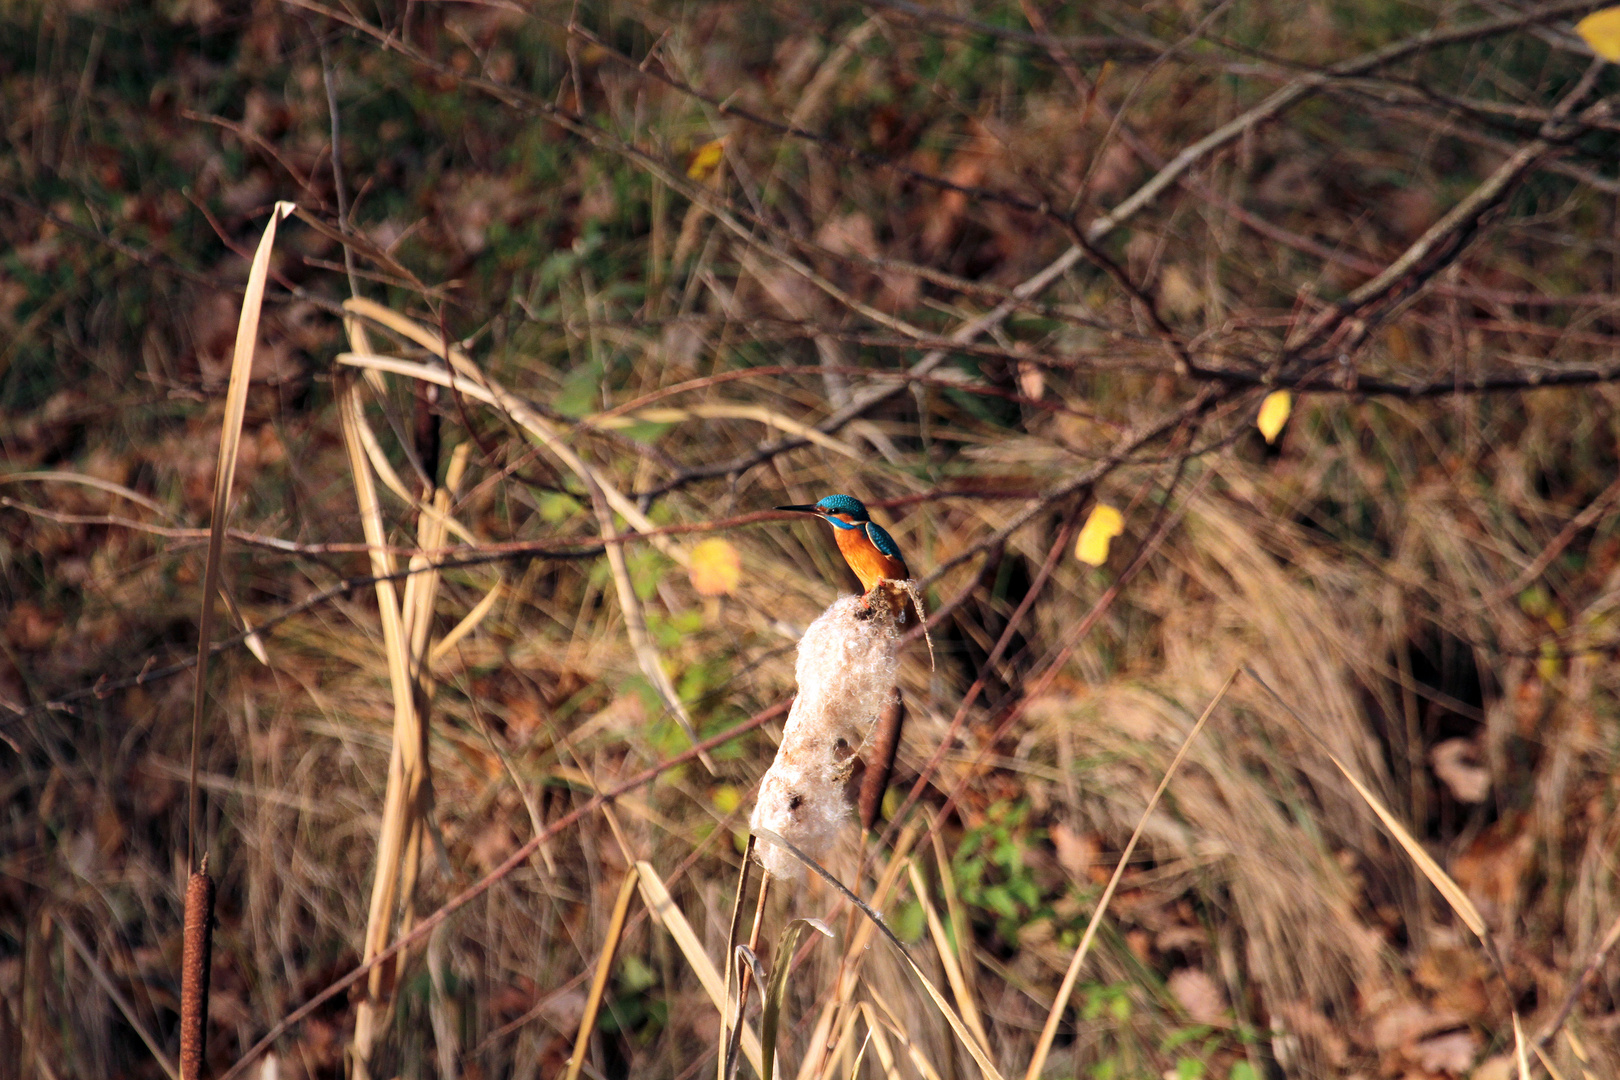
[4,2,1620,1078]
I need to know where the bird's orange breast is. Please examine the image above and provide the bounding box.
[834,526,910,591]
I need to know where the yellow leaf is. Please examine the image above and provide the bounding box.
[689,537,741,596]
[1075,504,1124,566]
[1257,389,1292,444]
[711,784,742,814]
[685,137,727,181]
[1537,640,1563,683]
[1576,6,1620,61]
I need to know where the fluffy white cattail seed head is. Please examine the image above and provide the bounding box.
[751,595,901,881]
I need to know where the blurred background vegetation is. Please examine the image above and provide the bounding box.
[2,0,1620,1077]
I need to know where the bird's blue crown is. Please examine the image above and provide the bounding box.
[814,494,869,520]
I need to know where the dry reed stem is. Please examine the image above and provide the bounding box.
[754,827,1007,1080]
[813,1004,867,1080]
[720,837,758,1080]
[724,874,774,1080]
[1533,1042,1569,1080]
[927,823,981,1030]
[794,823,921,1080]
[179,866,215,1080]
[862,993,947,1080]
[337,358,441,1074]
[563,867,641,1080]
[590,401,861,458]
[904,860,990,1057]
[1023,667,1240,1080]
[588,479,716,771]
[390,444,471,982]
[637,860,767,1076]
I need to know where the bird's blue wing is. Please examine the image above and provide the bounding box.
[865,521,904,560]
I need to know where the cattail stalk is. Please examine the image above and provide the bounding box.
[179,861,215,1080]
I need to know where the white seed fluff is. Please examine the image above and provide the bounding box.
[751,595,901,881]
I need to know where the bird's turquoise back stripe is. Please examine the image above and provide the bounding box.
[865,521,903,559]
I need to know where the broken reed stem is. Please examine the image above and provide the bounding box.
[179,860,216,1080]
[723,874,773,1080]
[562,867,641,1080]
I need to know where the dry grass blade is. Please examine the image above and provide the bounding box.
[927,821,980,1027]
[563,867,641,1080]
[1,469,176,518]
[590,402,860,458]
[752,827,1008,1080]
[345,387,480,544]
[187,199,294,870]
[341,332,714,766]
[863,993,947,1080]
[428,580,503,666]
[58,919,179,1080]
[1023,667,1240,1080]
[334,343,683,562]
[1328,745,1488,938]
[814,1005,866,1080]
[636,860,765,1076]
[841,1028,872,1080]
[1534,1040,1571,1080]
[175,199,290,1080]
[340,297,680,543]
[1245,668,1532,1077]
[388,443,470,981]
[856,1004,903,1080]
[796,823,922,1080]
[904,859,990,1056]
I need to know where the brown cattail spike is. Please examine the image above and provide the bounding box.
[859,687,906,831]
[180,861,216,1080]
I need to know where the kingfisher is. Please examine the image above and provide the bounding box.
[775,494,911,591]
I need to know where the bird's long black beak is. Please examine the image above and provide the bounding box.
[775,504,823,515]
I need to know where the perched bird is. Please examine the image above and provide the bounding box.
[776,494,911,592]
